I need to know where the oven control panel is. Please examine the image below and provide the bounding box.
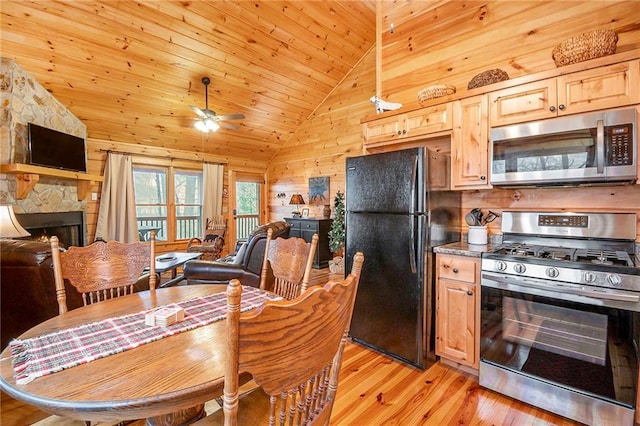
[538,214,588,228]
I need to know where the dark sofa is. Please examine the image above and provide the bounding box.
[0,239,84,349]
[0,239,153,350]
[183,221,290,288]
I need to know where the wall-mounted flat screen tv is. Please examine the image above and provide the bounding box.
[28,123,87,173]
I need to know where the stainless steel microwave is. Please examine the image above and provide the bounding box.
[490,107,637,187]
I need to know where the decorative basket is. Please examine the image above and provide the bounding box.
[467,69,509,89]
[552,29,617,67]
[417,84,456,103]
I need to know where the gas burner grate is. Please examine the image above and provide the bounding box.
[494,244,538,257]
[535,246,576,261]
[575,249,634,267]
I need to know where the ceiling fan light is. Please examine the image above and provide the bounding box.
[195,120,209,132]
[206,119,220,131]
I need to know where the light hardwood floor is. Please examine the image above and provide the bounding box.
[1,268,582,425]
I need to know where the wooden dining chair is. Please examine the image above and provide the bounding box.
[195,251,365,426]
[259,227,318,300]
[50,233,156,314]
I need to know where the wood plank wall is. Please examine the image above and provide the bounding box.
[267,1,640,241]
[267,48,377,221]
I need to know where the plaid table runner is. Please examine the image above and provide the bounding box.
[9,287,281,384]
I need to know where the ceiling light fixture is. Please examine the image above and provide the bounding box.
[195,118,220,132]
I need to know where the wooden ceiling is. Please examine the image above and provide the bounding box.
[1,1,376,162]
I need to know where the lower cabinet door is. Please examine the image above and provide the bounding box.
[436,278,477,368]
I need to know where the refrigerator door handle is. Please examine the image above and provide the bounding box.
[408,154,419,273]
[409,216,417,273]
[410,154,418,215]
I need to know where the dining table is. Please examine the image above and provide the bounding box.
[0,284,267,425]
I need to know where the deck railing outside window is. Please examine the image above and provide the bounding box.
[137,216,201,241]
[138,215,258,242]
[236,215,260,240]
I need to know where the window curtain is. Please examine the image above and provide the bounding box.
[203,163,224,226]
[95,152,139,242]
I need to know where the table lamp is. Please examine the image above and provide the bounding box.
[0,204,30,239]
[289,194,305,218]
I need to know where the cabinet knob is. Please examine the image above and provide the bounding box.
[402,129,407,134]
[558,104,565,111]
[549,106,556,112]
[480,175,486,181]
[453,268,459,273]
[397,130,402,135]
[467,290,473,296]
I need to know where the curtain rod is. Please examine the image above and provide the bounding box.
[99,149,225,166]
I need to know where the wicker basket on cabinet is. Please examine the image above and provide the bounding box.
[467,69,509,89]
[417,84,456,103]
[552,29,618,67]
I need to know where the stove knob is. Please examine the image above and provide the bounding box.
[514,263,526,274]
[607,274,622,286]
[546,267,559,278]
[583,272,596,283]
[495,260,507,271]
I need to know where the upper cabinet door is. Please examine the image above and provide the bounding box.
[404,103,453,138]
[362,115,403,145]
[489,80,557,127]
[557,59,640,115]
[451,95,491,190]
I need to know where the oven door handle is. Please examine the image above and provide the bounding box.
[482,272,640,303]
[596,119,605,175]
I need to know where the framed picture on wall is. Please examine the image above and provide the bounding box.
[308,176,329,205]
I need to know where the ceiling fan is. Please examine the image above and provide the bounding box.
[190,77,245,132]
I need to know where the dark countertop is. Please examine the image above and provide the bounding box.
[433,241,496,258]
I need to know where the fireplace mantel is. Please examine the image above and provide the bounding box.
[0,163,103,200]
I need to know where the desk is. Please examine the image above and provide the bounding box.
[155,252,202,287]
[0,285,230,424]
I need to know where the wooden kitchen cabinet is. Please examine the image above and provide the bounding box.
[284,218,332,269]
[490,59,640,127]
[451,95,491,190]
[436,253,481,369]
[363,103,453,145]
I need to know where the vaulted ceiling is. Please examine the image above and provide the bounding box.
[1,1,376,162]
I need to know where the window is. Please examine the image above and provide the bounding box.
[133,166,203,242]
[174,170,203,240]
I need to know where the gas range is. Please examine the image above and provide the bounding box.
[482,211,640,297]
[479,211,640,426]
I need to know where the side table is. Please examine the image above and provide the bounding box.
[284,218,332,269]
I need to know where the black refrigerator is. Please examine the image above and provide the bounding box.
[345,147,460,369]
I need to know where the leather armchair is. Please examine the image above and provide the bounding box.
[0,240,82,349]
[1,239,153,349]
[183,221,291,288]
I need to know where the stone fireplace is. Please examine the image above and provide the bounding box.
[0,58,88,224]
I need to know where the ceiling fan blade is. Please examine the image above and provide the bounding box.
[216,113,245,120]
[218,121,240,130]
[189,105,208,119]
